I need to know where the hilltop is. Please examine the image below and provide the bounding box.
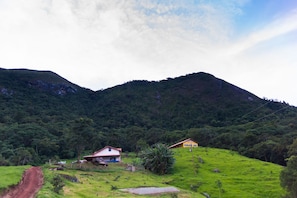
[0,68,297,166]
[0,68,82,94]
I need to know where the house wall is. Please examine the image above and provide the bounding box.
[93,148,120,157]
[182,141,198,148]
[101,156,121,162]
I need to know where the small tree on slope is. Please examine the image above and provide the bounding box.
[139,143,175,175]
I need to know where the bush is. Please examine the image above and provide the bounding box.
[139,143,175,175]
[51,175,65,194]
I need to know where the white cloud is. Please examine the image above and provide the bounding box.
[226,9,297,55]
[214,9,297,105]
[0,0,297,105]
[0,0,233,85]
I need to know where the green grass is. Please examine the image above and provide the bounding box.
[171,147,285,198]
[38,147,285,198]
[38,160,201,198]
[3,147,284,198]
[37,166,63,198]
[0,165,30,193]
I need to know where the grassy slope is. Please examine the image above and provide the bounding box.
[36,147,285,198]
[38,161,202,198]
[171,147,285,198]
[0,165,30,193]
[0,147,285,197]
[42,165,201,198]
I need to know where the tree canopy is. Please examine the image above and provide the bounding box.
[280,156,297,197]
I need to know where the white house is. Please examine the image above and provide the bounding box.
[83,146,122,163]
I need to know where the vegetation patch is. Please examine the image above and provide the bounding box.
[36,147,285,197]
[59,174,79,183]
[170,147,285,198]
[0,165,30,193]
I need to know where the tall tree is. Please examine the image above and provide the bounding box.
[10,147,33,165]
[67,117,96,161]
[288,138,297,157]
[280,156,297,197]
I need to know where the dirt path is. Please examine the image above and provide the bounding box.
[1,166,44,198]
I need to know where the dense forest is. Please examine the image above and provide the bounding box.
[1,68,297,166]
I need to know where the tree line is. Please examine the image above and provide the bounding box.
[1,70,297,167]
[1,114,297,166]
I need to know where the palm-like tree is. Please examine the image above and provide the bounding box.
[139,143,175,175]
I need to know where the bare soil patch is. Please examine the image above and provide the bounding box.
[1,166,43,198]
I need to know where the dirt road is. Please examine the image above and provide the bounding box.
[1,166,43,198]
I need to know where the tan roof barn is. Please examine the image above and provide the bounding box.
[168,138,198,149]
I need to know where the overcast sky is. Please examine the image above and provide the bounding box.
[1,0,297,106]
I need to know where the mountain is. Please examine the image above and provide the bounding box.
[0,68,83,95]
[92,72,264,130]
[0,68,93,124]
[0,68,297,166]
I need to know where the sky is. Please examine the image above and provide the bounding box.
[0,0,297,105]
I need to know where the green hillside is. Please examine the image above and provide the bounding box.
[35,147,284,198]
[1,68,297,167]
[170,147,284,198]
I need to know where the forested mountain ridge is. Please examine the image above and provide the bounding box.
[0,68,84,95]
[0,68,297,166]
[92,72,263,130]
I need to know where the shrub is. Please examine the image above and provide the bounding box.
[139,143,175,175]
[51,175,65,194]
